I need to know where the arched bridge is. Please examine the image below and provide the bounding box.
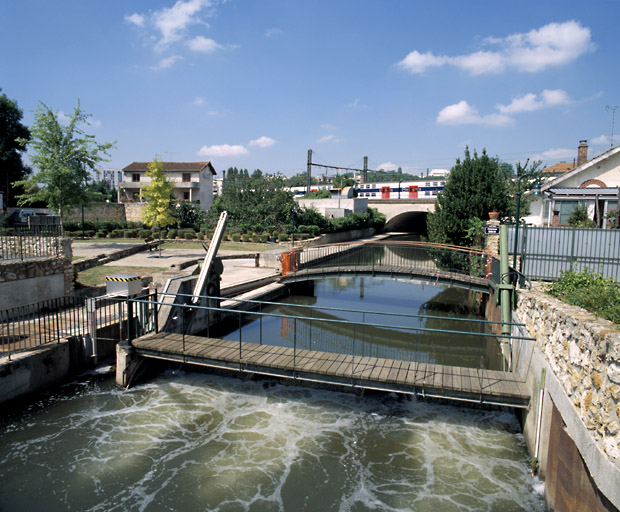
[368,199,436,233]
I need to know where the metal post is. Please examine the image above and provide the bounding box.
[238,310,242,359]
[127,298,134,343]
[500,225,512,372]
[153,290,158,333]
[293,317,297,368]
[181,306,185,352]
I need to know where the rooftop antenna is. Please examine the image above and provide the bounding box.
[606,105,619,147]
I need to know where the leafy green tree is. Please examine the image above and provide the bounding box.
[141,158,176,230]
[174,200,205,229]
[427,148,511,246]
[213,167,294,232]
[15,101,115,229]
[332,174,355,189]
[284,171,318,187]
[0,89,31,207]
[86,179,117,203]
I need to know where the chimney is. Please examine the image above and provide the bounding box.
[577,140,588,166]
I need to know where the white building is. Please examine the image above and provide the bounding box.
[524,141,620,228]
[100,168,123,189]
[119,161,216,210]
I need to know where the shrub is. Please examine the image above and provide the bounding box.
[167,229,177,239]
[95,231,106,238]
[84,230,95,238]
[110,229,124,238]
[277,233,288,242]
[184,231,194,240]
[139,229,152,238]
[547,268,620,324]
[241,234,252,242]
[231,233,241,242]
[124,229,137,238]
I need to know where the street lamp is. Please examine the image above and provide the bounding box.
[513,161,542,271]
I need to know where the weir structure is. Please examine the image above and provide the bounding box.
[117,240,533,408]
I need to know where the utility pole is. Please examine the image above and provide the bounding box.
[306,149,312,194]
[606,105,619,147]
[363,156,368,184]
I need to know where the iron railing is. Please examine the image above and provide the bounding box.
[128,293,534,372]
[0,226,62,261]
[288,241,488,282]
[0,292,156,359]
[0,296,86,358]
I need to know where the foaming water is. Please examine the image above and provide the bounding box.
[0,368,546,511]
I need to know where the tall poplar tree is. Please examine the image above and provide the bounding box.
[141,158,175,229]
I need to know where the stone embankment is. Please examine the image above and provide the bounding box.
[517,287,620,467]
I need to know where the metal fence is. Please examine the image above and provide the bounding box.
[0,225,62,261]
[508,226,620,283]
[0,292,156,359]
[290,242,488,281]
[129,293,534,372]
[0,296,86,358]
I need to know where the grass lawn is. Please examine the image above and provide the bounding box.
[76,265,168,287]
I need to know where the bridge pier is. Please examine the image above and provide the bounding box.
[116,341,145,389]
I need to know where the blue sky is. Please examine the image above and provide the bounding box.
[2,0,619,177]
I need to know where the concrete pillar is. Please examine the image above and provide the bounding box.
[116,341,139,388]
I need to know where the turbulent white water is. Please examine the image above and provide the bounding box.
[0,367,546,511]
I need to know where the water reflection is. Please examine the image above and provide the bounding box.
[218,276,502,370]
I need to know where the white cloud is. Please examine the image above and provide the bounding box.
[265,28,282,38]
[591,135,610,146]
[397,50,446,74]
[497,89,571,114]
[87,118,102,128]
[317,134,341,143]
[436,101,512,126]
[377,162,400,171]
[150,55,183,70]
[153,0,211,49]
[125,13,146,27]
[398,21,593,75]
[197,144,248,157]
[531,148,575,161]
[193,96,205,105]
[187,35,222,53]
[321,123,337,131]
[348,98,368,109]
[249,136,276,148]
[56,111,72,124]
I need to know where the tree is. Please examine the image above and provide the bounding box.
[0,89,31,207]
[141,158,176,229]
[427,148,511,247]
[15,101,115,228]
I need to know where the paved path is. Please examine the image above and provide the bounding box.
[72,241,281,289]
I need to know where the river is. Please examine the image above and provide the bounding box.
[0,367,546,511]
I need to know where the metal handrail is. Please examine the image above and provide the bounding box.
[158,290,526,327]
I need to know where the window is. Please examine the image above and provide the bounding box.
[425,182,431,187]
[132,173,140,182]
[183,192,190,200]
[371,193,376,197]
[425,191,431,196]
[433,182,438,187]
[182,173,191,182]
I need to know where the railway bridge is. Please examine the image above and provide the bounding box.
[367,198,435,232]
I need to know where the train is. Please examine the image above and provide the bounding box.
[288,178,447,200]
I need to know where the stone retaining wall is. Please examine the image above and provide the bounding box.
[65,203,126,222]
[516,288,620,468]
[0,239,74,310]
[73,241,159,272]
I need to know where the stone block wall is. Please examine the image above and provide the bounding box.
[516,288,620,468]
[65,203,126,222]
[124,202,146,222]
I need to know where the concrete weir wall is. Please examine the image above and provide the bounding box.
[515,288,620,511]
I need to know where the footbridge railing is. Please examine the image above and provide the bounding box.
[281,241,490,286]
[126,292,535,373]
